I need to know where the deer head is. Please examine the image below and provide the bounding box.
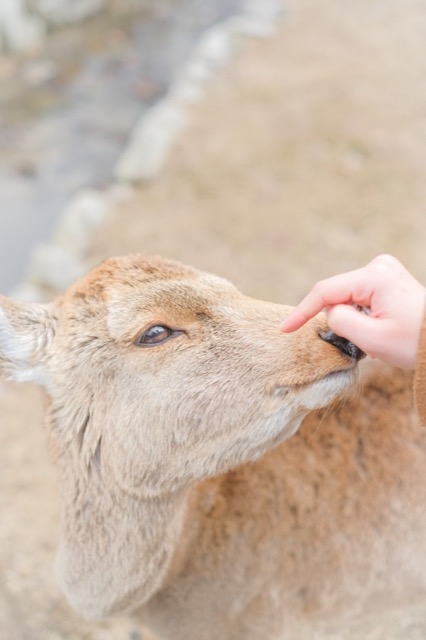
[0,256,361,498]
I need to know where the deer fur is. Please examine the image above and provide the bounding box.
[1,255,426,639]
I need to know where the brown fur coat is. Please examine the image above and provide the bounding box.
[415,311,426,426]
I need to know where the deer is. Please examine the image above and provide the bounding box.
[1,255,426,640]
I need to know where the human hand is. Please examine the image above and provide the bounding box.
[280,255,426,369]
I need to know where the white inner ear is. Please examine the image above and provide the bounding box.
[0,307,46,383]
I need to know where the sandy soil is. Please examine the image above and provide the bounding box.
[1,0,426,638]
[90,0,426,299]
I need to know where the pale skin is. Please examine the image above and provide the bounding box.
[281,255,426,370]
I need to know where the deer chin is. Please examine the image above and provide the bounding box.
[254,365,359,444]
[236,369,358,465]
[297,366,359,412]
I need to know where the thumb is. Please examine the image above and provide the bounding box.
[326,304,382,357]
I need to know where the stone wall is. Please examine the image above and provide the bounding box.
[0,0,106,52]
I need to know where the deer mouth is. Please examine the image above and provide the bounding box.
[292,365,359,413]
[318,365,359,392]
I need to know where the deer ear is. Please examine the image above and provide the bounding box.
[0,296,56,384]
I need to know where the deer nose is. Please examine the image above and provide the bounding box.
[319,331,366,362]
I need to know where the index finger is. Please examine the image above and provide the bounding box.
[280,268,372,332]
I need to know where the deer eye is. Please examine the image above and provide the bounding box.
[135,325,182,347]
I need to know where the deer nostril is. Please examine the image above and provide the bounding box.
[319,331,366,362]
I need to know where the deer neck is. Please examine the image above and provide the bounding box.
[48,409,191,619]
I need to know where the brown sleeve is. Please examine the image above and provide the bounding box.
[414,307,426,427]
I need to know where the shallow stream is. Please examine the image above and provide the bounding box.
[0,0,243,292]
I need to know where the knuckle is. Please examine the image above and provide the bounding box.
[371,254,399,269]
[369,254,401,279]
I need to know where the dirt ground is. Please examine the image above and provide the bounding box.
[1,0,426,638]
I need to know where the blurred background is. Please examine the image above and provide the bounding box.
[1,0,426,638]
[0,0,244,293]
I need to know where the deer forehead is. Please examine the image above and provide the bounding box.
[104,274,239,340]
